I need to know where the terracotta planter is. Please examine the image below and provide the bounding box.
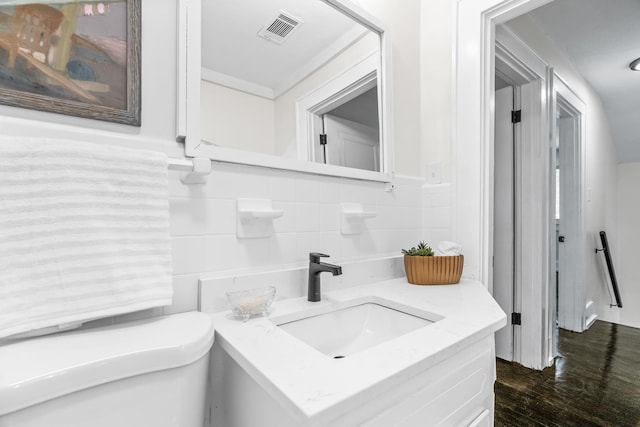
[403,255,464,285]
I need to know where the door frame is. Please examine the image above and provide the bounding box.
[552,74,587,333]
[296,53,379,164]
[492,26,551,368]
[454,0,558,369]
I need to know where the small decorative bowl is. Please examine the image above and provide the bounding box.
[226,286,276,321]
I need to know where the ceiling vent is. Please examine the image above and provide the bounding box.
[257,11,303,45]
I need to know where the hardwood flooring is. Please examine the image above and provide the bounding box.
[495,321,640,427]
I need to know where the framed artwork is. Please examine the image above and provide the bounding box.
[0,0,141,126]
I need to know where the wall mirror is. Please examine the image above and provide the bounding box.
[177,0,393,182]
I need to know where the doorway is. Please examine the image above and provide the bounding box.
[553,75,587,336]
[491,24,588,369]
[492,28,550,368]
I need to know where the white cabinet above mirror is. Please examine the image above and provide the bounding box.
[177,0,394,182]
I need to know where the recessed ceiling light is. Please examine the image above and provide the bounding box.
[630,58,640,71]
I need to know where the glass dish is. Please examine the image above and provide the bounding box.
[226,286,276,321]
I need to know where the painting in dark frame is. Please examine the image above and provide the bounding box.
[0,0,141,126]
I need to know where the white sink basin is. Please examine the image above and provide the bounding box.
[273,298,440,358]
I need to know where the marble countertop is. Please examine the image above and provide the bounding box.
[208,278,507,425]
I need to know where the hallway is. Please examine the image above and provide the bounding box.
[495,321,640,426]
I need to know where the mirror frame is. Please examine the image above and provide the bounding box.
[177,0,394,182]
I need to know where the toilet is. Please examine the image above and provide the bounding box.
[0,311,214,427]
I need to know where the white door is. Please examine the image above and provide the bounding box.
[494,79,547,368]
[548,76,588,345]
[557,109,585,332]
[323,114,379,171]
[494,85,515,361]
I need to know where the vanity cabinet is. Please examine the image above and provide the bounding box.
[203,278,506,427]
[209,334,496,427]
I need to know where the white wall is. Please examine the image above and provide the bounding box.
[420,0,453,183]
[169,165,425,313]
[505,15,620,326]
[200,82,276,154]
[199,33,378,159]
[274,33,379,158]
[0,0,453,321]
[615,163,640,328]
[358,0,422,177]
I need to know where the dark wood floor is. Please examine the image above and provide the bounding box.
[495,321,640,427]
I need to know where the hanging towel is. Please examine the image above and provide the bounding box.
[0,138,173,339]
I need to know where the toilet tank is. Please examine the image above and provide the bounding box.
[0,312,214,427]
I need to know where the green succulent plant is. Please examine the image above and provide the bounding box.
[401,241,434,256]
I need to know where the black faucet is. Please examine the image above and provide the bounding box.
[308,253,342,302]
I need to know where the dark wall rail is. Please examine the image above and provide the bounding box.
[596,231,623,308]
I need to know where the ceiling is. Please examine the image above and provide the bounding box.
[201,0,369,98]
[514,0,640,163]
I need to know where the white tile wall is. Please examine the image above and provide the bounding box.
[123,163,451,318]
[199,256,407,313]
[421,183,452,247]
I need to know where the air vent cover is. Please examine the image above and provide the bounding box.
[257,11,303,45]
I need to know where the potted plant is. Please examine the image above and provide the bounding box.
[401,241,463,285]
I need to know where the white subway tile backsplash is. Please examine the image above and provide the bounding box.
[270,233,299,264]
[361,181,381,206]
[393,229,422,252]
[296,232,325,262]
[294,176,322,203]
[172,236,205,274]
[204,235,241,271]
[321,231,343,260]
[164,274,200,314]
[205,165,270,199]
[421,228,452,248]
[169,198,208,236]
[237,237,273,267]
[422,183,451,207]
[423,206,451,229]
[319,204,340,231]
[272,201,298,233]
[315,176,342,204]
[168,171,206,198]
[162,164,452,323]
[340,181,363,203]
[295,203,321,232]
[341,232,377,261]
[294,175,340,204]
[393,184,421,207]
[376,188,398,207]
[269,172,296,201]
[372,205,393,230]
[204,198,236,234]
[198,256,405,313]
[403,206,422,229]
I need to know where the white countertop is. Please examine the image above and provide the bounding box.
[209,278,506,425]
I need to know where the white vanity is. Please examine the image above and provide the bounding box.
[206,278,506,427]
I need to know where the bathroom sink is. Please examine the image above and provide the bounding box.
[273,299,438,358]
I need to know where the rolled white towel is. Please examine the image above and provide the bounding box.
[435,241,462,256]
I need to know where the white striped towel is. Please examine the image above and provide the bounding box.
[0,138,173,339]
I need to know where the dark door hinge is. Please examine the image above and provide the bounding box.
[319,134,327,145]
[559,235,565,243]
[512,110,522,124]
[512,312,522,325]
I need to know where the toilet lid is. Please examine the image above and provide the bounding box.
[0,311,214,415]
